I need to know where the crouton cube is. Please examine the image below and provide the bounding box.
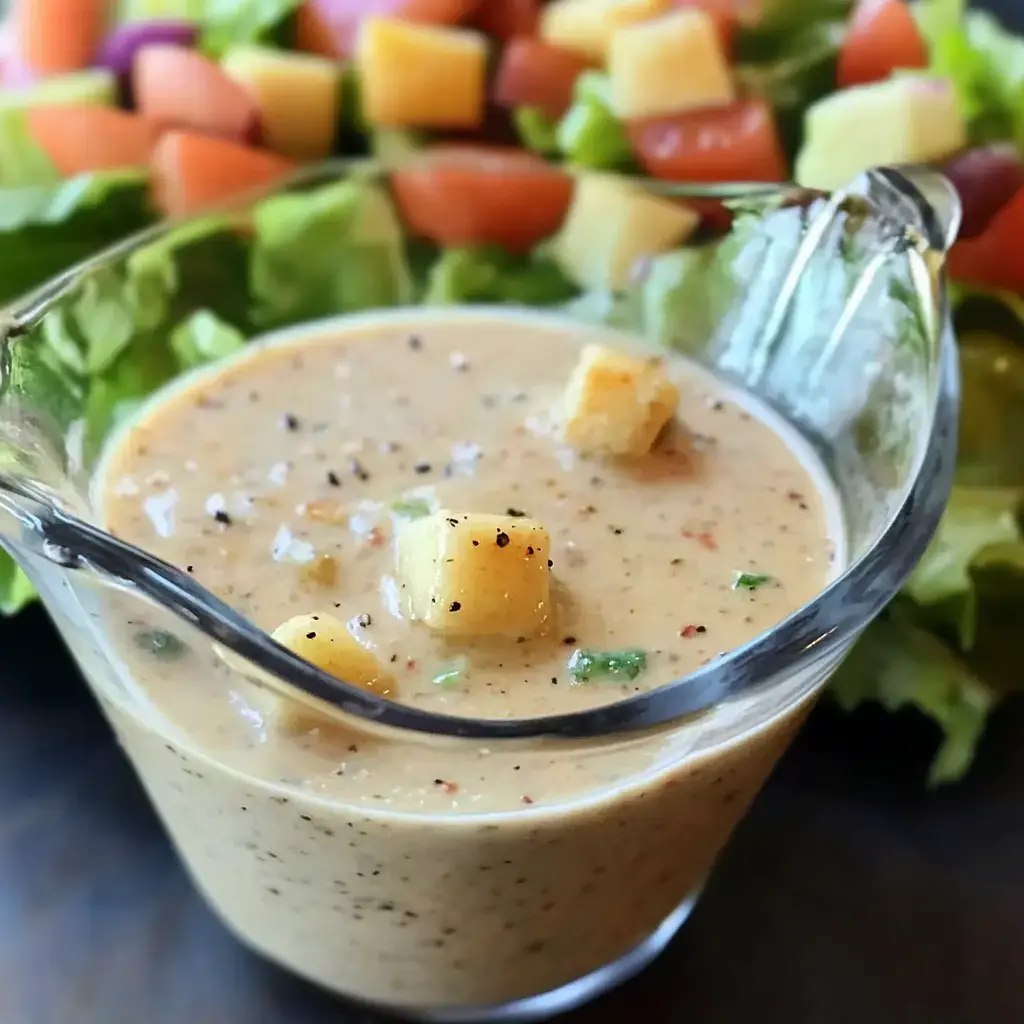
[267,612,396,733]
[396,512,551,637]
[562,343,679,456]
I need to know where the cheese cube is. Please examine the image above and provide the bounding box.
[541,0,672,61]
[357,17,487,129]
[609,9,734,119]
[268,612,397,733]
[221,46,342,161]
[795,77,967,191]
[562,343,679,456]
[553,172,699,292]
[396,512,551,637]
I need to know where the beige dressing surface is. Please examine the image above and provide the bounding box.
[87,310,843,1007]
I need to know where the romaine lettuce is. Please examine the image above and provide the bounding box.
[424,246,578,307]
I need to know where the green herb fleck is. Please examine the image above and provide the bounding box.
[389,497,433,519]
[432,656,469,689]
[134,629,186,661]
[733,571,774,591]
[568,648,647,683]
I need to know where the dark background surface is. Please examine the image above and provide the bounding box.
[4,2,1024,1021]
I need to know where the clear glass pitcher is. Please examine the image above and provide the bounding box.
[0,159,959,1021]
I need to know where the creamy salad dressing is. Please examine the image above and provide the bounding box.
[89,309,844,1007]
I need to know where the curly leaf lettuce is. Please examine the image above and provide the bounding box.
[556,73,635,171]
[424,246,578,307]
[0,171,155,306]
[831,609,995,786]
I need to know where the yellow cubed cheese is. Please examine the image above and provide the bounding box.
[609,9,734,119]
[357,17,487,129]
[221,46,342,161]
[795,77,967,191]
[554,172,699,292]
[563,343,679,456]
[396,512,551,637]
[541,0,672,60]
[269,612,397,733]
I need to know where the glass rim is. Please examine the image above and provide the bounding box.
[0,158,962,742]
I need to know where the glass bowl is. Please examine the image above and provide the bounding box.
[0,157,959,1021]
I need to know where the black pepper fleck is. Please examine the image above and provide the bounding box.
[506,508,527,517]
[305,631,317,639]
[357,613,372,628]
[414,462,432,474]
[327,470,341,487]
[496,531,510,548]
[407,334,422,351]
[350,459,371,482]
[282,413,300,431]
[213,509,232,525]
[449,601,462,612]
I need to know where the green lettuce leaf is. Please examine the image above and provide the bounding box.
[251,179,413,326]
[424,246,578,306]
[83,342,180,456]
[0,553,36,616]
[831,609,996,786]
[918,3,1024,147]
[514,106,560,157]
[202,0,301,56]
[0,171,155,306]
[956,329,1024,486]
[639,244,739,353]
[961,541,1024,693]
[170,310,247,370]
[830,283,1024,781]
[128,215,253,331]
[556,72,635,171]
[906,486,1022,607]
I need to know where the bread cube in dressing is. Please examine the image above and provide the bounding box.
[562,343,679,456]
[397,512,551,637]
[267,612,396,733]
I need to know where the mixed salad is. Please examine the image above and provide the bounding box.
[0,0,1022,784]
